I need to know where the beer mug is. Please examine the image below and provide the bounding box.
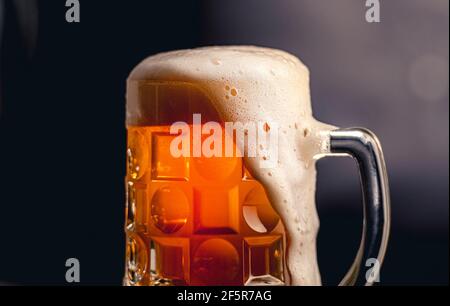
[123,46,390,286]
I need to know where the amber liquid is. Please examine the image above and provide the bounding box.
[124,82,286,286]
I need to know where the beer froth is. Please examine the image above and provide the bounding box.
[127,46,335,285]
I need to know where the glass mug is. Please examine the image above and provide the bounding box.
[123,47,390,286]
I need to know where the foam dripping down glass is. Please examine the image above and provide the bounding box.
[124,46,390,286]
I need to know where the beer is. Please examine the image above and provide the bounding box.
[125,82,286,286]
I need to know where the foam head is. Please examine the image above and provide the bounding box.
[127,46,314,126]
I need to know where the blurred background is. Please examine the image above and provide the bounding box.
[0,0,448,285]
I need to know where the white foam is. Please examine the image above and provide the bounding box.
[127,46,336,285]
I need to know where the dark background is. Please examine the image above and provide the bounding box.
[0,0,448,285]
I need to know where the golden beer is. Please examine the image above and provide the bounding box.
[124,82,286,286]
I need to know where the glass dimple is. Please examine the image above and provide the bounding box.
[151,186,189,234]
[126,181,136,230]
[244,235,284,286]
[127,130,149,180]
[192,238,240,285]
[126,235,148,285]
[243,185,280,233]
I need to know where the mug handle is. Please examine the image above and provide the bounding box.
[324,128,391,286]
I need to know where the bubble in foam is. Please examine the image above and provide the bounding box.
[303,128,311,137]
[211,58,222,65]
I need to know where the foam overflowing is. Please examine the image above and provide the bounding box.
[127,46,336,285]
